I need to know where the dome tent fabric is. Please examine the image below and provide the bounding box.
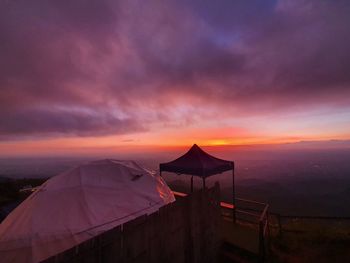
[0,159,175,263]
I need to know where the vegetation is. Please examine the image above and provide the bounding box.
[270,222,350,263]
[0,177,47,206]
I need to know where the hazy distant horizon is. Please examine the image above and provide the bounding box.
[1,144,349,216]
[1,139,350,159]
[1,140,349,179]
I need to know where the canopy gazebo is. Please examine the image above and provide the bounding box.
[159,144,236,221]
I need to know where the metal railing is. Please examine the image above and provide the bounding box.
[222,197,270,261]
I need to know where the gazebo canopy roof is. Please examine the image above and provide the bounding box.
[159,144,234,178]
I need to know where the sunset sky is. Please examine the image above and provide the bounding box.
[1,0,350,156]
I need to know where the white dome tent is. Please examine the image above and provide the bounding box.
[0,159,175,263]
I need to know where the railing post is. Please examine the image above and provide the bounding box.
[277,214,282,237]
[191,176,193,193]
[266,211,270,255]
[259,220,265,262]
[232,165,236,224]
[98,236,102,263]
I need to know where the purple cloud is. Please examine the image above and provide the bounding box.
[1,0,350,140]
[0,107,145,140]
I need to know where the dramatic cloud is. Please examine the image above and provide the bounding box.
[0,107,145,139]
[0,0,350,140]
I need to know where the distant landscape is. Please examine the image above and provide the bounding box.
[1,144,350,217]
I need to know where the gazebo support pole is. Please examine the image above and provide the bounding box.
[202,178,206,188]
[232,165,236,223]
[191,176,194,193]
